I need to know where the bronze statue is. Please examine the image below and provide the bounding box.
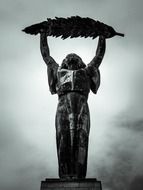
[40,31,105,179]
[23,16,124,179]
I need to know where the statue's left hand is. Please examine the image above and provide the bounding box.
[99,35,106,40]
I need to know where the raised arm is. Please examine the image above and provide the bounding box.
[89,36,106,68]
[40,31,58,66]
[40,31,59,94]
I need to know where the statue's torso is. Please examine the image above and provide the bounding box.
[56,68,90,96]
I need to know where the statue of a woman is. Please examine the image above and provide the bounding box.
[40,31,106,179]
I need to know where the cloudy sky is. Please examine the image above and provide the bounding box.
[1,0,143,190]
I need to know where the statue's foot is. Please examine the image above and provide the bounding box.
[60,174,78,180]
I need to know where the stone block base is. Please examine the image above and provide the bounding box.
[40,178,102,190]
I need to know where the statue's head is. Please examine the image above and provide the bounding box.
[61,53,86,70]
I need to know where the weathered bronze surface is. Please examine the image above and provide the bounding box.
[40,31,106,179]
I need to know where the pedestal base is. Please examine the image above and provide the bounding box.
[40,178,102,190]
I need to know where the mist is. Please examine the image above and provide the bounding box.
[1,0,143,190]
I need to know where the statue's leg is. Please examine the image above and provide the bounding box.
[55,97,71,178]
[56,130,71,178]
[76,129,89,178]
[76,101,90,178]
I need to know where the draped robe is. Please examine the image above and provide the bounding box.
[47,60,100,178]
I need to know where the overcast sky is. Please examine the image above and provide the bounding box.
[1,0,143,190]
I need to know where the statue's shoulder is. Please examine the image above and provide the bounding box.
[85,65,99,77]
[47,57,59,69]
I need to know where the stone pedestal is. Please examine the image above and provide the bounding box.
[40,178,102,190]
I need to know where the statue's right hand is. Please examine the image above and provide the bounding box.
[40,21,48,34]
[40,28,45,33]
[40,28,49,37]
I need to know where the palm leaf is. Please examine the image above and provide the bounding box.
[22,16,124,39]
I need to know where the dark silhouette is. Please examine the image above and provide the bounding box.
[40,31,106,179]
[23,16,124,38]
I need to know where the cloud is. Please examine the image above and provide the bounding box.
[129,176,143,190]
[1,0,143,190]
[93,113,143,190]
[0,115,43,190]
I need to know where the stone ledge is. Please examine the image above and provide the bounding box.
[41,178,102,190]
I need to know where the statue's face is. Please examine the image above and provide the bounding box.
[61,53,85,70]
